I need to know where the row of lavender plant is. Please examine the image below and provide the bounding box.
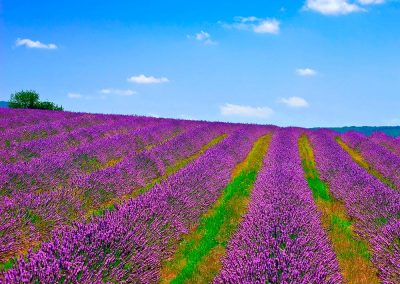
[0,111,167,150]
[0,121,192,265]
[0,108,74,120]
[0,120,187,196]
[0,119,189,199]
[71,123,232,201]
[370,131,400,158]
[341,131,400,190]
[309,130,400,283]
[0,109,82,131]
[0,113,113,149]
[2,126,268,283]
[215,128,342,283]
[0,115,167,164]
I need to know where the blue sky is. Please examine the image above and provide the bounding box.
[1,0,400,127]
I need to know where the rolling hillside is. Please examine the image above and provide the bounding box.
[0,108,399,283]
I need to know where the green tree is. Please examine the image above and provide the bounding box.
[9,90,63,111]
[9,90,39,109]
[35,101,64,111]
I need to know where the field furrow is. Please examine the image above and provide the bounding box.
[0,116,167,164]
[370,132,400,157]
[0,108,397,283]
[0,122,189,265]
[2,126,266,282]
[310,130,400,283]
[215,129,342,283]
[0,121,186,196]
[159,133,272,283]
[339,131,400,191]
[299,134,379,283]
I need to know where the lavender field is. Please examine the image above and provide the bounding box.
[0,108,399,283]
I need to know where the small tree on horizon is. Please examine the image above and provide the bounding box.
[9,90,39,109]
[9,90,63,111]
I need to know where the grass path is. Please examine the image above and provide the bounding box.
[159,134,272,284]
[299,135,379,283]
[336,137,396,190]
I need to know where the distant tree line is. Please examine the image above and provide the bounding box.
[9,90,63,111]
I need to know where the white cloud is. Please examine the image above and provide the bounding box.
[16,38,57,49]
[296,68,317,76]
[279,97,309,108]
[195,31,210,41]
[223,17,280,35]
[67,93,82,99]
[128,74,169,84]
[253,20,280,34]
[357,0,385,4]
[220,103,274,118]
[190,31,217,45]
[304,0,364,15]
[100,88,136,96]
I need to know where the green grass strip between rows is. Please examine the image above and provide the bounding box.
[299,135,379,284]
[160,134,271,283]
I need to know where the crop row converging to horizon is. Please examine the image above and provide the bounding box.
[0,108,399,283]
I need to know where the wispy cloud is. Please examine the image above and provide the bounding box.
[220,103,274,118]
[128,74,169,84]
[100,88,136,96]
[357,0,385,4]
[67,93,82,99]
[16,38,57,49]
[304,0,386,15]
[188,31,217,45]
[296,68,317,76]
[279,97,309,108]
[222,17,280,35]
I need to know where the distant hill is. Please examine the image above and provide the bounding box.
[324,126,400,137]
[0,101,9,108]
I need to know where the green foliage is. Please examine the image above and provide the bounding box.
[307,177,331,201]
[25,209,40,224]
[35,101,63,111]
[9,90,63,111]
[331,214,371,260]
[299,135,331,201]
[9,90,39,109]
[92,204,116,217]
[0,258,15,272]
[374,216,388,226]
[76,154,101,173]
